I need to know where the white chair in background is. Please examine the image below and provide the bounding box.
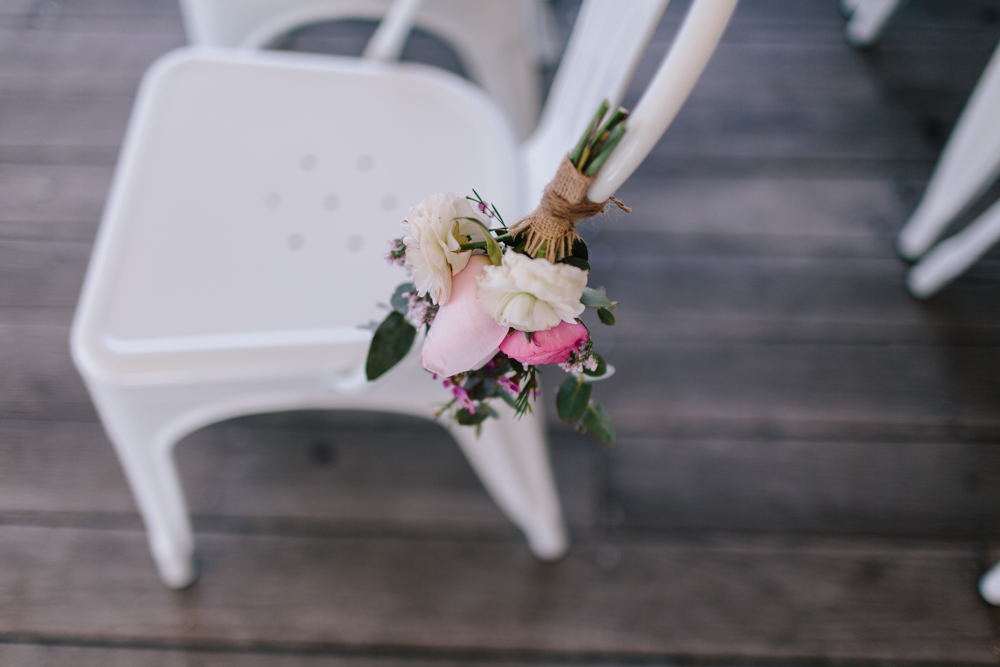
[840,0,904,47]
[177,0,559,139]
[898,41,1000,298]
[842,2,1000,299]
[71,0,737,588]
[842,2,1000,603]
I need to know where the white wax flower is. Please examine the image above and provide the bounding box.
[401,193,483,305]
[476,250,587,332]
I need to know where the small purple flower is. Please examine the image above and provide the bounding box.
[451,385,476,411]
[497,376,519,397]
[385,238,407,267]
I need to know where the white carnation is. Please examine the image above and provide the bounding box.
[401,193,484,305]
[476,250,587,332]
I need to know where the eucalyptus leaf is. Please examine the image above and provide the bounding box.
[556,376,592,423]
[581,286,614,308]
[597,307,616,326]
[390,282,414,314]
[365,311,416,381]
[456,408,489,426]
[583,401,615,446]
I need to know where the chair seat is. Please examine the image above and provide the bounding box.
[74,48,521,382]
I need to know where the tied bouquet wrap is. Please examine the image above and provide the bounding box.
[510,158,630,262]
[365,101,629,445]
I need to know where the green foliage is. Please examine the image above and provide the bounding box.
[559,256,590,271]
[597,307,616,326]
[568,100,629,176]
[365,311,416,381]
[455,407,490,426]
[581,286,614,308]
[390,282,414,313]
[569,99,609,168]
[557,376,592,423]
[582,401,615,446]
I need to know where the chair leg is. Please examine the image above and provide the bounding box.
[448,404,568,560]
[839,0,862,18]
[106,426,198,589]
[906,196,1000,298]
[981,560,1000,605]
[898,43,1000,260]
[844,0,903,47]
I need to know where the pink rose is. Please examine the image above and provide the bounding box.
[421,255,510,377]
[499,320,588,366]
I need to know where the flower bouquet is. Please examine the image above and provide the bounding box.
[364,101,629,445]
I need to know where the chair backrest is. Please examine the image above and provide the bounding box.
[520,0,669,208]
[588,0,738,202]
[178,0,551,138]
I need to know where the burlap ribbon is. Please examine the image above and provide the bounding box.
[509,157,630,261]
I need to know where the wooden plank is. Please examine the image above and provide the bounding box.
[0,164,110,223]
[6,411,1000,540]
[0,645,530,667]
[0,239,90,308]
[0,525,993,662]
[0,93,132,157]
[0,324,93,422]
[0,0,182,18]
[0,414,598,530]
[0,29,183,95]
[611,176,909,253]
[607,438,1000,538]
[574,342,1000,441]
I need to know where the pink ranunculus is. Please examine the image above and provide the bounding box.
[499,320,588,366]
[421,255,510,377]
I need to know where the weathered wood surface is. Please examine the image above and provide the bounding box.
[1,526,994,662]
[3,0,1000,663]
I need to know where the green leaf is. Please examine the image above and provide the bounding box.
[557,376,592,423]
[464,218,503,265]
[581,286,614,308]
[571,239,589,260]
[456,408,489,426]
[390,282,414,314]
[569,99,610,168]
[582,402,615,446]
[583,352,607,377]
[597,307,616,326]
[584,122,627,177]
[365,311,417,380]
[560,256,590,272]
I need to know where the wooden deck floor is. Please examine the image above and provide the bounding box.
[3,0,1000,664]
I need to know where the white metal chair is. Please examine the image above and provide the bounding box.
[842,3,1000,603]
[898,41,1000,298]
[71,0,737,588]
[840,0,904,48]
[178,0,558,139]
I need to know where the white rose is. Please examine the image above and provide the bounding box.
[476,250,587,332]
[401,193,483,305]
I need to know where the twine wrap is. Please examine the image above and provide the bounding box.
[510,157,630,261]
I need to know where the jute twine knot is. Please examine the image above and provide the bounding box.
[509,156,630,261]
